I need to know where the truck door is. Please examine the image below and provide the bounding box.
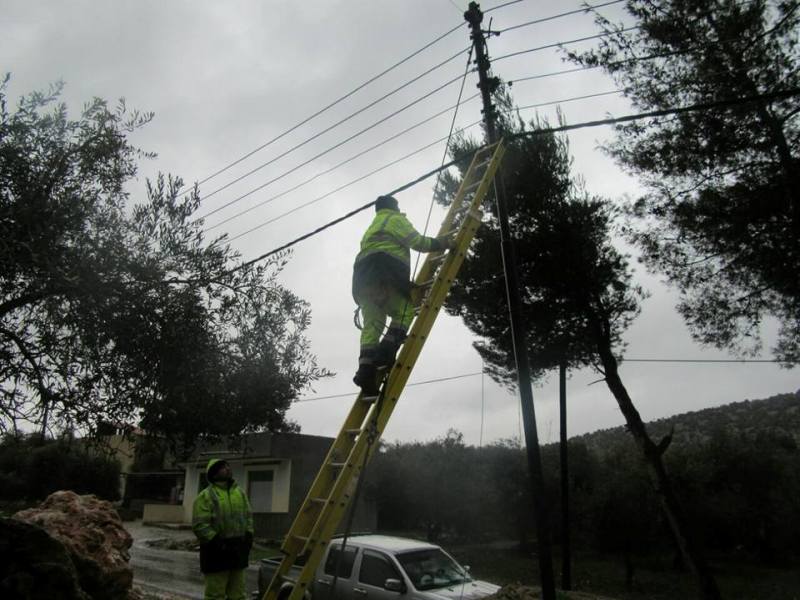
[315,544,358,600]
[353,550,406,600]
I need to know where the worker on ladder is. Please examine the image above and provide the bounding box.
[352,195,453,395]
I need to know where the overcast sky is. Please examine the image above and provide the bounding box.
[3,0,797,446]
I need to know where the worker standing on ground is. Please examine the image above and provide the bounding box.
[352,195,453,394]
[192,459,254,600]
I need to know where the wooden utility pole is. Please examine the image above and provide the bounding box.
[464,3,555,598]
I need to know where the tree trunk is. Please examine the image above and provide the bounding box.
[594,318,723,600]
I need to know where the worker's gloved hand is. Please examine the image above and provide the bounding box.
[434,234,456,251]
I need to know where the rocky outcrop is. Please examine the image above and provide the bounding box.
[0,516,90,600]
[14,491,133,600]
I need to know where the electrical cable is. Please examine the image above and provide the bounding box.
[204,92,481,233]
[224,86,800,272]
[200,58,473,221]
[206,91,623,232]
[293,357,794,403]
[497,0,625,33]
[179,21,466,195]
[415,46,474,270]
[198,47,471,212]
[223,86,625,243]
[493,27,640,62]
[485,0,526,13]
[226,129,467,249]
[513,89,623,112]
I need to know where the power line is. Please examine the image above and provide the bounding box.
[493,27,640,62]
[199,56,473,221]
[227,130,465,251]
[513,89,623,112]
[204,93,482,233]
[485,0,526,13]
[180,21,466,195]
[511,65,595,84]
[295,371,483,403]
[224,87,624,244]
[197,47,471,213]
[497,0,625,33]
[225,86,800,271]
[293,358,793,403]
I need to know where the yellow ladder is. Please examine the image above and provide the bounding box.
[262,140,505,600]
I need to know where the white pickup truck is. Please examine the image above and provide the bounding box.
[257,535,500,600]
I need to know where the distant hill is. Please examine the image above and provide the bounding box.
[572,390,800,454]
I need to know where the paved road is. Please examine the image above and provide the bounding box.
[127,521,259,599]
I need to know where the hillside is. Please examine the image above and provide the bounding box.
[573,389,800,454]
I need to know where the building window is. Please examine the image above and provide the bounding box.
[247,469,274,512]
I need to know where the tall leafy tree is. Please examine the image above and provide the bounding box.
[437,89,721,598]
[568,0,800,362]
[0,78,328,448]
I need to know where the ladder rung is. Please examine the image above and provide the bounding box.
[293,534,311,542]
[463,180,481,192]
[264,142,505,600]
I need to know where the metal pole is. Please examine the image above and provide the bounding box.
[464,4,555,598]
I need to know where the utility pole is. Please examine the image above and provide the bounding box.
[464,3,556,599]
[559,361,571,590]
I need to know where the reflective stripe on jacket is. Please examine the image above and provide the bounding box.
[192,459,254,542]
[355,209,439,268]
[192,481,254,542]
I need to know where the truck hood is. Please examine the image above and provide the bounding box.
[418,579,500,600]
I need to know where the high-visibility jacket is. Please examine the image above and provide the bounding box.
[352,209,442,300]
[355,208,441,268]
[192,458,254,573]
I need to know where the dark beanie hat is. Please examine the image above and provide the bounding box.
[375,195,399,212]
[207,459,228,480]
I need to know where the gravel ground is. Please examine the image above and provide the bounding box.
[125,519,259,600]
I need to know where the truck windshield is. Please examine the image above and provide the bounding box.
[395,549,470,590]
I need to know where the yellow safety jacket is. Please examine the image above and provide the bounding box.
[353,209,442,300]
[355,209,440,267]
[192,458,254,573]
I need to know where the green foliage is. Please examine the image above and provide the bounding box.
[0,433,121,501]
[568,0,800,362]
[370,397,800,565]
[436,88,644,385]
[0,77,330,447]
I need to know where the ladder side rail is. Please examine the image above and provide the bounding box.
[294,205,488,559]
[288,141,506,569]
[277,398,372,555]
[267,141,506,600]
[411,142,502,305]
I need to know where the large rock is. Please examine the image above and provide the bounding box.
[0,516,90,600]
[14,491,133,600]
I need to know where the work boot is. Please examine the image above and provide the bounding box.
[353,349,380,395]
[376,327,407,368]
